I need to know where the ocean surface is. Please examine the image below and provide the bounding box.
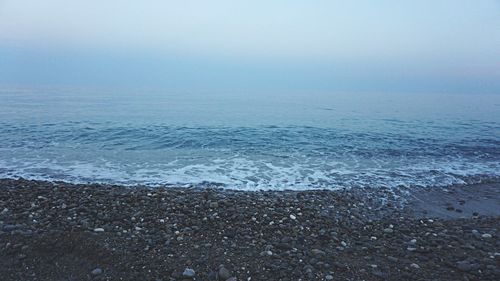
[0,87,499,190]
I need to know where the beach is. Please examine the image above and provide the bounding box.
[1,178,498,281]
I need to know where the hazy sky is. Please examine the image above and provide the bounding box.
[0,0,499,93]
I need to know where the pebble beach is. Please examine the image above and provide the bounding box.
[1,178,498,280]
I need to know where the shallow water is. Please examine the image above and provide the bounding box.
[1,87,499,190]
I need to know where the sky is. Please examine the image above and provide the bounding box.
[0,0,499,93]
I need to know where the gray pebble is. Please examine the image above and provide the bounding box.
[91,268,103,275]
[183,268,196,279]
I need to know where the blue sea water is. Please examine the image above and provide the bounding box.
[0,87,499,190]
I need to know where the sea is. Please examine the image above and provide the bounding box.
[0,87,499,190]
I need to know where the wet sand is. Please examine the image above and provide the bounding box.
[0,178,498,280]
[409,183,500,219]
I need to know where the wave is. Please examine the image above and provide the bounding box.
[0,123,499,190]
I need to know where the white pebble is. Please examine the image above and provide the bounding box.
[93,228,105,232]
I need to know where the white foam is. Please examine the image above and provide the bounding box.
[0,154,499,190]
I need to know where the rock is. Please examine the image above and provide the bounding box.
[91,268,103,275]
[218,266,231,280]
[325,274,334,280]
[455,260,477,272]
[383,228,393,233]
[93,228,105,232]
[387,256,398,262]
[372,270,388,279]
[410,263,420,269]
[289,214,297,220]
[311,249,326,256]
[482,233,492,238]
[409,239,417,244]
[182,268,196,279]
[2,224,21,231]
[207,271,217,280]
[276,243,292,250]
[209,202,218,208]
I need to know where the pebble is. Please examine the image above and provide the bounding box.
[260,250,273,256]
[91,268,103,275]
[2,224,21,231]
[311,249,326,256]
[182,268,196,279]
[218,266,232,280]
[410,263,420,269]
[455,260,476,272]
[1,178,498,281]
[387,256,398,262]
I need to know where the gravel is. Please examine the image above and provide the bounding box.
[0,178,499,281]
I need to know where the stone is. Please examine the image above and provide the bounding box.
[289,214,297,220]
[218,266,231,280]
[182,268,196,279]
[387,256,398,262]
[455,261,476,272]
[325,274,334,280]
[93,228,105,232]
[91,268,103,275]
[383,228,393,233]
[482,233,492,239]
[311,249,326,256]
[410,263,420,269]
[2,224,21,232]
[209,202,219,208]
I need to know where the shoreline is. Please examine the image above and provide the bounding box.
[0,178,499,280]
